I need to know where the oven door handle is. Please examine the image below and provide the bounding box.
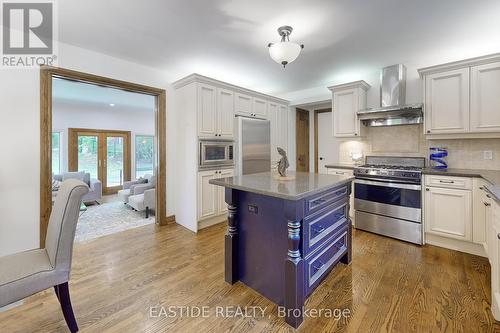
[354,178,421,190]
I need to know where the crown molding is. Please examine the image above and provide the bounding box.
[327,80,371,92]
[418,52,500,77]
[172,73,289,105]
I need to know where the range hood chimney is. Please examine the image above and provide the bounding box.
[357,64,423,127]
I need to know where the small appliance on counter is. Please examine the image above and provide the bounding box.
[429,147,448,169]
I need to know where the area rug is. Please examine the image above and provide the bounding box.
[75,201,155,242]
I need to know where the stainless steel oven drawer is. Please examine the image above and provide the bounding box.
[355,211,422,244]
[354,199,421,223]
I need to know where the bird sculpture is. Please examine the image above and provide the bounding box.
[277,147,289,177]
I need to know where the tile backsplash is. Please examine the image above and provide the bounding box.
[338,124,500,170]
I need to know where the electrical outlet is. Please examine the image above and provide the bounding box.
[484,150,493,160]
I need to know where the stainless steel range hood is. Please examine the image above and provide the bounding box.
[357,64,423,127]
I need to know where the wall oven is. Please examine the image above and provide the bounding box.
[199,140,234,170]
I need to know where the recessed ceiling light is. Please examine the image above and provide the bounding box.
[109,103,115,107]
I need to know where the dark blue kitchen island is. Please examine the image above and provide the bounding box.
[210,171,353,328]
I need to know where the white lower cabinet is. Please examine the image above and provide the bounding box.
[424,185,472,241]
[491,204,500,320]
[198,169,234,221]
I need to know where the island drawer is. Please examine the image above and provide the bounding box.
[305,185,349,216]
[303,199,348,256]
[305,228,348,296]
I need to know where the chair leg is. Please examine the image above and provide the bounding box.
[146,207,149,218]
[55,282,79,333]
[53,285,60,302]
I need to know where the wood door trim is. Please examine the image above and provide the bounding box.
[313,108,332,173]
[68,129,132,195]
[295,108,310,172]
[40,66,169,247]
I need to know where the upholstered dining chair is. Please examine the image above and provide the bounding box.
[0,179,89,333]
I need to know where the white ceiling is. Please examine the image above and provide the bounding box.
[58,0,500,96]
[52,78,156,111]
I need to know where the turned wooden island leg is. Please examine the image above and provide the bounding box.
[284,219,304,328]
[225,189,239,284]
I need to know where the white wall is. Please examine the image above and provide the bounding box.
[52,100,154,177]
[0,42,177,256]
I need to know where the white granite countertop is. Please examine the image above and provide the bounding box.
[209,171,354,201]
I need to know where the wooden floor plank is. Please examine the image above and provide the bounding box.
[1,223,499,332]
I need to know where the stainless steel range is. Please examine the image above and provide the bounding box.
[354,156,425,244]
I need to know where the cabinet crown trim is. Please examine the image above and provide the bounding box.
[328,80,371,92]
[418,52,500,77]
[172,73,289,105]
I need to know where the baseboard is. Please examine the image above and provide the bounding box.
[425,233,487,257]
[198,214,226,230]
[166,215,176,223]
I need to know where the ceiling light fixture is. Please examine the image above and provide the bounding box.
[268,26,304,68]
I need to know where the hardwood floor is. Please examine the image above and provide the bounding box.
[1,223,499,332]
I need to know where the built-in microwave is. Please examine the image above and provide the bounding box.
[199,140,234,169]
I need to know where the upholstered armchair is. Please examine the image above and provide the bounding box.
[129,188,156,218]
[0,179,89,333]
[117,174,154,203]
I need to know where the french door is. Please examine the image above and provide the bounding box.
[69,128,131,194]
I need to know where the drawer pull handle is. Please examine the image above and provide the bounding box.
[484,202,491,207]
[335,172,345,175]
[312,261,324,273]
[312,226,325,234]
[334,213,343,219]
[498,234,500,240]
[480,186,485,190]
[335,190,345,196]
[439,180,455,184]
[312,198,326,205]
[487,194,492,199]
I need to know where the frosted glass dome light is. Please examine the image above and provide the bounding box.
[268,26,304,68]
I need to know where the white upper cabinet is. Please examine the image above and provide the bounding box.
[235,92,253,116]
[252,97,268,118]
[217,88,234,138]
[197,84,217,137]
[328,81,369,138]
[419,54,500,137]
[470,61,500,132]
[424,68,470,134]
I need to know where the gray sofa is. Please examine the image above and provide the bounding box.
[117,174,155,203]
[53,172,102,203]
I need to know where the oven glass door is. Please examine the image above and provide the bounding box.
[354,179,421,209]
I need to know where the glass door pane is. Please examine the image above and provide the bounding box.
[106,136,124,187]
[77,135,99,179]
[135,135,154,178]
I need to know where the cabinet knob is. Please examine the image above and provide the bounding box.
[425,188,430,191]
[485,202,491,206]
[498,234,500,240]
[427,130,431,134]
[354,133,358,136]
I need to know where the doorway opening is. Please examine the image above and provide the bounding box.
[295,108,310,172]
[40,67,168,246]
[314,108,341,173]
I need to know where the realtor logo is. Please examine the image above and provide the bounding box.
[1,0,57,67]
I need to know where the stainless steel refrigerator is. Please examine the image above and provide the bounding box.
[234,116,271,175]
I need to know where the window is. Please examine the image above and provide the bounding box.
[52,132,62,175]
[135,135,154,178]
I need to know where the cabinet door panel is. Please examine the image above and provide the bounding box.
[217,169,234,214]
[217,88,234,138]
[279,105,288,152]
[424,186,472,240]
[252,97,268,118]
[425,68,469,134]
[198,170,217,220]
[471,62,500,132]
[269,103,280,165]
[235,93,252,116]
[197,84,217,137]
[333,89,358,137]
